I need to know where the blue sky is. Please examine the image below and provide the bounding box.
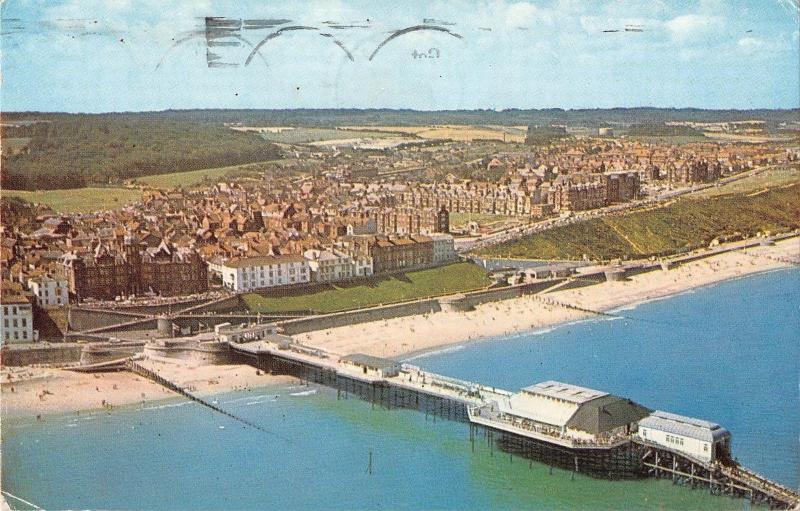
[1,0,798,112]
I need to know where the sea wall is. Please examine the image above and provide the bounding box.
[279,280,567,335]
[1,343,85,366]
[181,294,245,314]
[280,299,442,335]
[143,342,231,365]
[458,279,565,309]
[80,298,210,315]
[80,342,145,365]
[68,307,147,332]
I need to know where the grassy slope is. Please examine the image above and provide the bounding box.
[242,262,492,313]
[135,163,260,188]
[3,188,142,213]
[257,128,398,144]
[449,212,510,228]
[476,181,800,261]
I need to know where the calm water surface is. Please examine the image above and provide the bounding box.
[3,268,798,510]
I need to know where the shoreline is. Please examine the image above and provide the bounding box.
[297,237,799,359]
[0,362,294,419]
[399,264,794,363]
[2,237,797,418]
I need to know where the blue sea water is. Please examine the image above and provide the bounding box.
[2,268,798,510]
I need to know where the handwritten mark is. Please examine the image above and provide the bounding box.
[411,48,440,59]
[244,25,355,66]
[369,25,462,61]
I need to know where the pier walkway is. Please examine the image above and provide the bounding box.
[231,338,511,413]
[635,438,800,509]
[124,337,800,509]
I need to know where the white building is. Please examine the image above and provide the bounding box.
[637,411,731,463]
[212,255,311,292]
[304,249,373,283]
[339,353,401,379]
[471,380,650,444]
[430,234,458,264]
[215,322,279,343]
[27,275,69,307]
[1,294,38,344]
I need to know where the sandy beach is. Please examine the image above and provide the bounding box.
[297,237,799,359]
[2,237,797,418]
[1,362,292,418]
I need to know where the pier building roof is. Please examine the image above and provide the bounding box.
[499,381,649,435]
[522,381,608,404]
[566,396,651,435]
[340,353,400,371]
[639,411,731,442]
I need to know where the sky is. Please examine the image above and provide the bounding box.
[1,0,798,112]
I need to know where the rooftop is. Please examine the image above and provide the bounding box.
[522,380,609,404]
[340,353,400,371]
[221,254,307,268]
[640,410,730,443]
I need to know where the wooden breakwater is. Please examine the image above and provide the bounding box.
[125,359,290,442]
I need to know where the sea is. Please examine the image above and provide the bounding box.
[2,268,798,510]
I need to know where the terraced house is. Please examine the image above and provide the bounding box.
[58,238,207,300]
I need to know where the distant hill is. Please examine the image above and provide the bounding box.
[2,108,797,190]
[525,125,570,145]
[1,116,282,190]
[626,123,704,137]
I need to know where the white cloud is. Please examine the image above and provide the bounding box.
[665,14,723,41]
[737,36,766,53]
[504,2,552,28]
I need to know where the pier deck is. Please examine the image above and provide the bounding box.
[156,338,800,509]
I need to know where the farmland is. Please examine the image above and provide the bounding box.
[233,126,401,144]
[342,125,528,142]
[133,161,278,189]
[3,187,142,213]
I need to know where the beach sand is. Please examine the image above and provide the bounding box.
[297,237,799,359]
[2,237,797,417]
[1,363,292,417]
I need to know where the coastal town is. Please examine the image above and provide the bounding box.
[2,128,797,343]
[2,0,799,507]
[2,115,800,510]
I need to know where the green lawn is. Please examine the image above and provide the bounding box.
[242,262,492,314]
[257,127,398,144]
[476,183,800,261]
[449,212,509,228]
[3,187,142,213]
[133,162,267,188]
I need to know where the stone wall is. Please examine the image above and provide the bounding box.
[1,343,85,366]
[68,307,147,332]
[181,294,246,314]
[79,298,211,315]
[457,279,565,309]
[279,299,441,335]
[279,280,566,335]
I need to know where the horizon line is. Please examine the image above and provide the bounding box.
[3,106,800,115]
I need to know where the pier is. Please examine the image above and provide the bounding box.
[127,334,799,510]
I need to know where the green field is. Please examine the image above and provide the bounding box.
[242,262,492,313]
[693,164,800,198]
[449,212,510,228]
[3,187,142,213]
[133,162,262,188]
[476,184,800,261]
[253,127,399,144]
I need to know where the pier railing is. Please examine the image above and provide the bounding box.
[469,404,629,449]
